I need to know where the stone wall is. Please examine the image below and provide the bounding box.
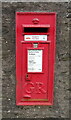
[2,2,69,119]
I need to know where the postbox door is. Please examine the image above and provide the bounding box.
[21,42,49,102]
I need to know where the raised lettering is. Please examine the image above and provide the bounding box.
[24,82,35,94]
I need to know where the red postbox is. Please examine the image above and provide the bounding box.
[16,12,56,105]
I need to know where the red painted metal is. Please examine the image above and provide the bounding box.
[16,12,56,105]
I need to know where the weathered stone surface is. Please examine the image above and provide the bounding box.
[1,0,70,2]
[0,1,2,120]
[2,2,69,118]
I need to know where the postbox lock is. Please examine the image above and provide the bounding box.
[32,18,39,24]
[26,74,28,78]
[26,74,31,81]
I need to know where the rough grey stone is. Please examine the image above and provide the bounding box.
[2,2,69,119]
[1,0,70,2]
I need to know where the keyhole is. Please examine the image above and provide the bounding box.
[26,74,31,81]
[26,74,28,78]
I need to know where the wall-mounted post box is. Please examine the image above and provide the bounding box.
[16,12,56,105]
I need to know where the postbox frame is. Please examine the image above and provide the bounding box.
[16,12,56,105]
